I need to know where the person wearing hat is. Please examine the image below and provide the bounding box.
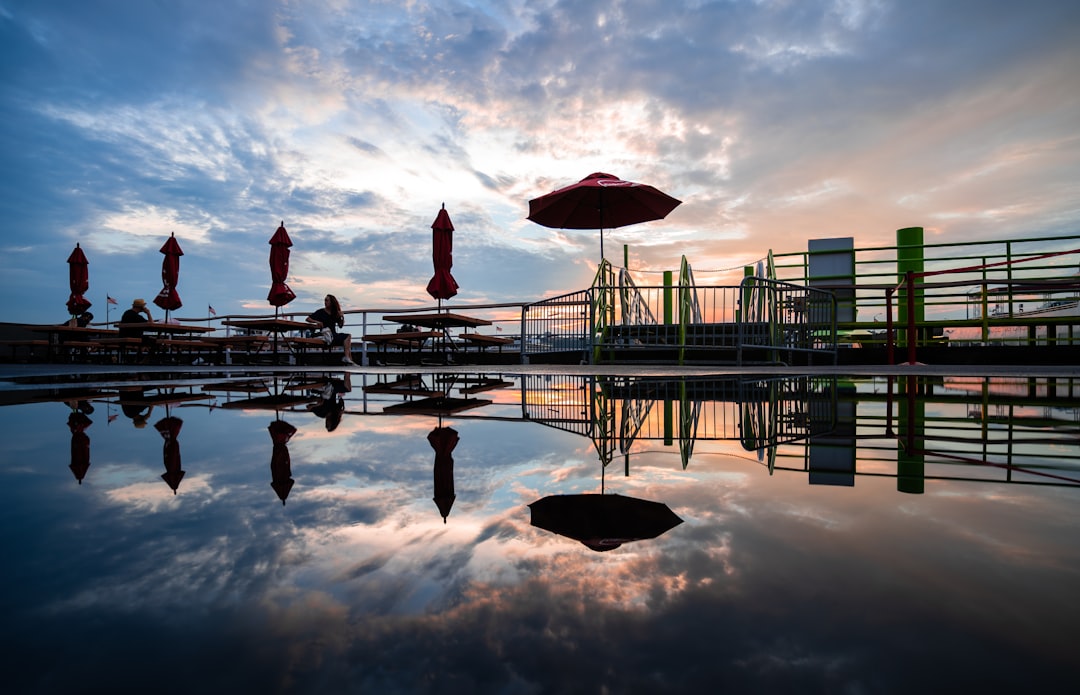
[119,298,154,336]
[119,298,158,360]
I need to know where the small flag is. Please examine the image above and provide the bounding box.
[108,413,118,423]
[208,305,217,316]
[496,326,503,332]
[107,295,118,305]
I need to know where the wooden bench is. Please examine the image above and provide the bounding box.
[459,333,514,352]
[362,331,441,361]
[91,337,147,363]
[201,335,270,364]
[0,339,49,361]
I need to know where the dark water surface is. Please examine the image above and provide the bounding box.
[1,370,1078,693]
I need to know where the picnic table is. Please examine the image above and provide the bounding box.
[221,318,312,362]
[377,312,494,361]
[21,324,120,361]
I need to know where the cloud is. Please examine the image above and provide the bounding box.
[2,0,1079,325]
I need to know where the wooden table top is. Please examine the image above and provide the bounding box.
[362,331,441,343]
[25,324,119,336]
[381,312,492,329]
[221,318,311,332]
[117,322,214,335]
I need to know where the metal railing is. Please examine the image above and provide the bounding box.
[769,232,1080,350]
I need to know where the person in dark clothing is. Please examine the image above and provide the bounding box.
[66,311,94,328]
[119,298,157,359]
[306,294,355,365]
[119,298,153,336]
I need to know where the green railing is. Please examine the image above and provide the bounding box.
[770,231,1080,353]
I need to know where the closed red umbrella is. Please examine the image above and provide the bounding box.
[267,221,297,313]
[269,419,297,505]
[153,232,184,317]
[528,172,681,261]
[65,243,92,317]
[428,425,458,522]
[425,205,459,304]
[155,416,185,495]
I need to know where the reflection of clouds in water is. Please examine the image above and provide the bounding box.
[105,474,214,512]
[8,385,1080,692]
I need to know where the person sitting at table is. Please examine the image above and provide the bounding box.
[119,298,158,359]
[306,294,355,365]
[64,311,94,328]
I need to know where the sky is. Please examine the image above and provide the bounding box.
[2,0,1079,326]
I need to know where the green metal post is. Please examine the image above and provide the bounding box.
[897,227,925,348]
[663,270,673,326]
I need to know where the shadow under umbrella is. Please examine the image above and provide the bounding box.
[528,493,683,552]
[67,411,92,484]
[268,419,297,505]
[154,411,185,495]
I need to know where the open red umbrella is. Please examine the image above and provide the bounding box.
[269,419,297,505]
[267,221,297,313]
[153,232,184,317]
[155,416,185,495]
[527,172,682,261]
[425,204,459,305]
[65,243,92,317]
[429,425,458,522]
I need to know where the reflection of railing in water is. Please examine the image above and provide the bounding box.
[19,371,1080,495]
[521,374,833,468]
[519,373,1080,490]
[769,375,1080,491]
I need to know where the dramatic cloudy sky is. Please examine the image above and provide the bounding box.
[2,0,1078,325]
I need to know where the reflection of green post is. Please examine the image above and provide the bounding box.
[897,227,925,348]
[663,398,673,446]
[897,375,925,494]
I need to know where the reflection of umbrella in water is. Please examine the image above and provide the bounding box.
[425,204,459,307]
[528,493,683,552]
[153,232,184,320]
[267,221,297,315]
[154,415,185,494]
[528,172,681,262]
[269,419,297,505]
[428,425,458,522]
[67,411,92,484]
[66,243,92,317]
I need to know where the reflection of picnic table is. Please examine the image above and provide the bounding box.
[217,393,319,411]
[458,379,513,394]
[382,396,492,416]
[362,375,445,398]
[114,390,212,407]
